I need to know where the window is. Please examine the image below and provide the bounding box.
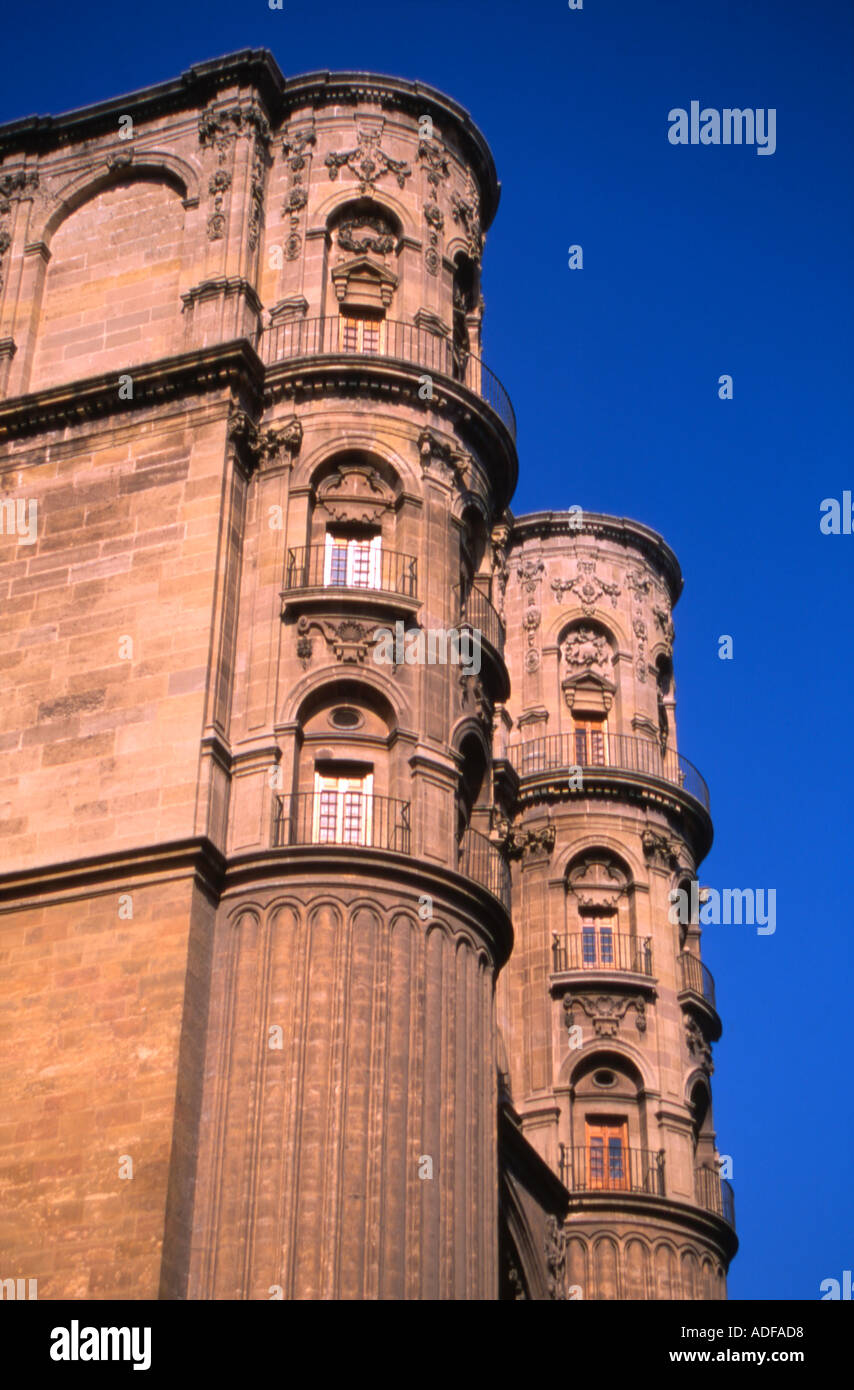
[323,533,382,589]
[586,1119,628,1191]
[339,313,385,354]
[312,771,373,846]
[573,717,607,765]
[581,914,614,967]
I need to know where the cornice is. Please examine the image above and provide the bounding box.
[508,510,683,605]
[0,836,226,910]
[0,339,264,444]
[0,54,500,231]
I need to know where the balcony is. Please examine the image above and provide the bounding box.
[258,315,516,440]
[453,583,505,661]
[507,731,710,815]
[458,826,511,909]
[552,932,654,978]
[283,545,418,603]
[560,1145,665,1197]
[695,1167,736,1228]
[678,953,716,1009]
[272,791,411,854]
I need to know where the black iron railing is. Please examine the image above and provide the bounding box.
[283,545,418,599]
[259,315,516,439]
[552,932,654,977]
[453,583,505,659]
[508,731,710,812]
[272,792,411,854]
[458,826,511,909]
[679,952,716,1009]
[695,1167,736,1227]
[560,1144,665,1196]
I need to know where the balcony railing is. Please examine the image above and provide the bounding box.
[258,316,516,439]
[552,932,654,977]
[560,1145,665,1196]
[283,545,418,599]
[679,952,716,1009]
[272,792,411,854]
[695,1167,736,1227]
[507,731,710,812]
[453,584,505,659]
[458,826,511,909]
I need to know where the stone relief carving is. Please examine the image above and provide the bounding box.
[515,558,545,597]
[641,828,681,869]
[563,626,613,671]
[337,215,396,255]
[567,856,626,909]
[634,615,648,684]
[227,411,302,472]
[653,603,675,653]
[198,103,271,246]
[522,606,541,648]
[685,1016,714,1074]
[459,672,493,727]
[545,1216,567,1300]
[316,464,394,524]
[564,992,647,1037]
[417,428,469,489]
[0,168,39,291]
[551,560,621,616]
[450,169,483,262]
[296,614,377,666]
[325,128,412,192]
[505,824,556,860]
[419,137,449,275]
[281,123,316,260]
[490,524,510,619]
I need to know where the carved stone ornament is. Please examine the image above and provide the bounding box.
[653,604,675,651]
[490,524,510,617]
[567,856,626,910]
[459,673,493,726]
[316,464,394,524]
[564,626,612,671]
[551,561,621,616]
[227,411,302,472]
[522,606,541,648]
[626,567,651,598]
[280,122,316,261]
[515,558,545,597]
[297,614,377,665]
[685,1016,714,1074]
[525,648,541,674]
[564,992,647,1038]
[641,828,681,869]
[325,129,412,193]
[417,428,469,489]
[506,824,556,860]
[0,168,39,291]
[450,170,483,262]
[337,216,396,256]
[544,1216,567,1301]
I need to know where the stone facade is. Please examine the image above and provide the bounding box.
[0,51,735,1300]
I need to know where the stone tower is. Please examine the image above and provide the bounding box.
[0,51,735,1301]
[496,512,737,1298]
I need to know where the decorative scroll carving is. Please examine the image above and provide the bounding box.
[325,128,412,192]
[198,103,271,245]
[653,603,675,653]
[551,561,621,616]
[450,169,483,262]
[564,992,647,1037]
[566,856,626,910]
[0,168,39,291]
[316,464,394,524]
[296,614,377,665]
[419,137,449,274]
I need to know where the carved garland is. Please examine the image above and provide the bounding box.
[281,123,316,261]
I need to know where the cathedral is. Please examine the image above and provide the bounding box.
[0,49,737,1299]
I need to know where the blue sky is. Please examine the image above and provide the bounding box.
[3,0,852,1299]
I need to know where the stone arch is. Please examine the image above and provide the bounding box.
[559,1035,658,1095]
[29,166,188,391]
[624,1236,651,1300]
[291,433,419,496]
[312,184,415,241]
[653,1240,679,1299]
[546,603,631,654]
[554,832,644,886]
[40,154,199,242]
[593,1235,620,1299]
[225,901,263,928]
[281,665,411,729]
[680,1246,701,1300]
